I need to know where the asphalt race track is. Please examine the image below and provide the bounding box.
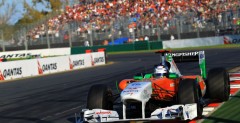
[0,48,240,123]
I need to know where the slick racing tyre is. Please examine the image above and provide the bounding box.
[206,67,230,102]
[178,79,203,117]
[86,84,113,110]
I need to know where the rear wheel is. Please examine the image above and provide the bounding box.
[206,67,230,102]
[178,79,203,116]
[86,84,113,110]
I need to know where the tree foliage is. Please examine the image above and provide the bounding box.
[0,0,18,25]
[0,0,63,40]
[17,0,62,25]
[17,0,45,25]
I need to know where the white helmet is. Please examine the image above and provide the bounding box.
[154,65,169,78]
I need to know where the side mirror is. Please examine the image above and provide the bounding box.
[144,73,152,79]
[133,73,144,80]
[133,73,153,80]
[169,73,179,79]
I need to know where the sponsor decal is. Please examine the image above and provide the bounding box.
[73,59,84,67]
[123,90,139,93]
[167,52,199,57]
[37,61,43,74]
[90,55,94,66]
[2,67,22,78]
[69,58,73,70]
[224,36,231,44]
[95,111,111,115]
[0,70,5,80]
[166,54,173,62]
[224,36,240,44]
[42,63,57,72]
[131,83,141,86]
[94,57,105,64]
[126,87,140,90]
[199,53,204,59]
[0,53,40,59]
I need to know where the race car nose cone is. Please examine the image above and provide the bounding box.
[120,82,152,103]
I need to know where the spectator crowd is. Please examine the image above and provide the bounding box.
[26,0,240,44]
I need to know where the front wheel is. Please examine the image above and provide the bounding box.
[86,84,113,110]
[178,79,203,117]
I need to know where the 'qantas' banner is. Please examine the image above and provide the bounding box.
[223,35,240,44]
[0,52,105,81]
[0,60,39,80]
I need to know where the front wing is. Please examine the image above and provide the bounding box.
[75,103,197,123]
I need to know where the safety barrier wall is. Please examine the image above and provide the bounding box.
[162,37,219,49]
[71,41,163,54]
[162,35,240,49]
[0,52,105,81]
[71,35,240,54]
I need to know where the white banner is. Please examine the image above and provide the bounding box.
[37,56,70,75]
[69,54,92,70]
[0,52,106,81]
[91,52,106,66]
[0,48,71,59]
[0,60,38,80]
[163,37,223,49]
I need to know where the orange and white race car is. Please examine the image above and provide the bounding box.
[77,50,230,123]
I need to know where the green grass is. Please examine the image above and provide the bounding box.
[202,91,240,123]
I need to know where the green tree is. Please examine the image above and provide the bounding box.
[17,0,45,25]
[0,0,63,40]
[16,0,63,30]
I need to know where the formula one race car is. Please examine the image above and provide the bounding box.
[77,50,230,123]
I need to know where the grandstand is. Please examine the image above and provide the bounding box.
[2,0,240,51]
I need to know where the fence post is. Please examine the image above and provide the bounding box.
[0,30,5,52]
[88,26,93,46]
[68,23,72,47]
[111,24,114,44]
[132,27,135,42]
[157,22,161,41]
[23,28,28,50]
[177,20,181,39]
[45,23,51,48]
[197,26,200,38]
[51,29,55,44]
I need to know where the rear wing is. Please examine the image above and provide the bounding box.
[155,50,206,79]
[166,51,206,79]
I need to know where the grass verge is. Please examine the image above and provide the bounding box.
[202,91,240,123]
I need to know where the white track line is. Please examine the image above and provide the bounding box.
[41,105,85,120]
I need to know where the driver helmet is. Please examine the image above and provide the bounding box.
[154,65,169,78]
